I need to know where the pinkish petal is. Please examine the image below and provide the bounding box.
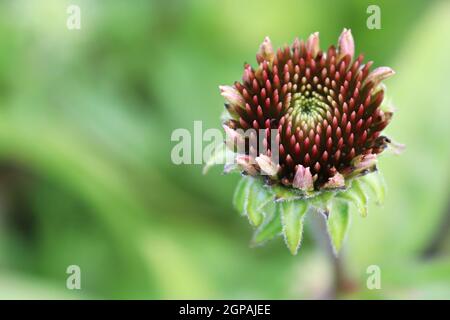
[223,125,245,152]
[292,37,301,51]
[292,165,314,191]
[338,28,354,61]
[323,172,345,189]
[365,67,395,86]
[255,155,279,177]
[306,32,320,58]
[219,85,245,108]
[256,36,274,64]
[352,154,378,171]
[236,155,258,176]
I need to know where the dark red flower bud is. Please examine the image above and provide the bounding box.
[221,29,396,191]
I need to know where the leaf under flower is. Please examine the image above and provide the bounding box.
[281,200,309,255]
[230,174,388,254]
[232,176,252,216]
[327,199,351,255]
[251,202,283,246]
[337,179,368,217]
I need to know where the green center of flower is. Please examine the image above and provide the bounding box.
[290,91,329,128]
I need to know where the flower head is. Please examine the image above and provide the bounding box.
[213,29,401,255]
[221,29,395,191]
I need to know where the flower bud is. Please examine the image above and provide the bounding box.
[338,28,354,61]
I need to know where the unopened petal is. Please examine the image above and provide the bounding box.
[236,155,258,176]
[255,155,279,177]
[323,172,345,189]
[292,165,314,191]
[306,32,320,58]
[223,125,245,152]
[219,85,245,108]
[338,28,354,61]
[365,67,395,86]
[256,36,274,64]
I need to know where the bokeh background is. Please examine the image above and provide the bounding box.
[0,0,449,299]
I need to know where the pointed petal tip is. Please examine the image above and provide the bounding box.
[308,31,320,39]
[323,172,345,189]
[257,36,274,63]
[306,32,320,57]
[341,27,352,35]
[263,35,271,42]
[338,28,355,60]
[223,125,245,151]
[219,85,245,107]
[255,155,279,177]
[366,67,396,86]
[292,37,301,50]
[292,165,314,191]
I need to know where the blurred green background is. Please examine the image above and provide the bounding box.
[0,0,449,299]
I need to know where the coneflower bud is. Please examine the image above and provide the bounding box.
[337,28,354,61]
[209,29,402,255]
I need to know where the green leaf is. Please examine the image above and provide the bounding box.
[232,176,274,226]
[246,179,274,227]
[310,191,334,215]
[232,176,253,216]
[327,199,351,255]
[280,200,309,255]
[337,179,368,217]
[360,172,386,205]
[251,202,282,246]
[351,179,369,217]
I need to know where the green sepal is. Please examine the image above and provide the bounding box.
[337,179,368,217]
[360,172,386,205]
[251,201,283,246]
[269,184,317,202]
[351,179,369,217]
[280,200,309,255]
[270,185,301,201]
[232,176,274,227]
[327,199,351,255]
[310,191,335,215]
[246,179,274,227]
[232,170,388,254]
[232,176,253,216]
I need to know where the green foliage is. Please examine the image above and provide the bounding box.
[251,202,283,246]
[327,200,351,254]
[360,172,386,205]
[232,176,252,216]
[230,172,388,255]
[280,201,308,255]
[337,180,368,217]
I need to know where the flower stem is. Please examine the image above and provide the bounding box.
[310,211,354,299]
